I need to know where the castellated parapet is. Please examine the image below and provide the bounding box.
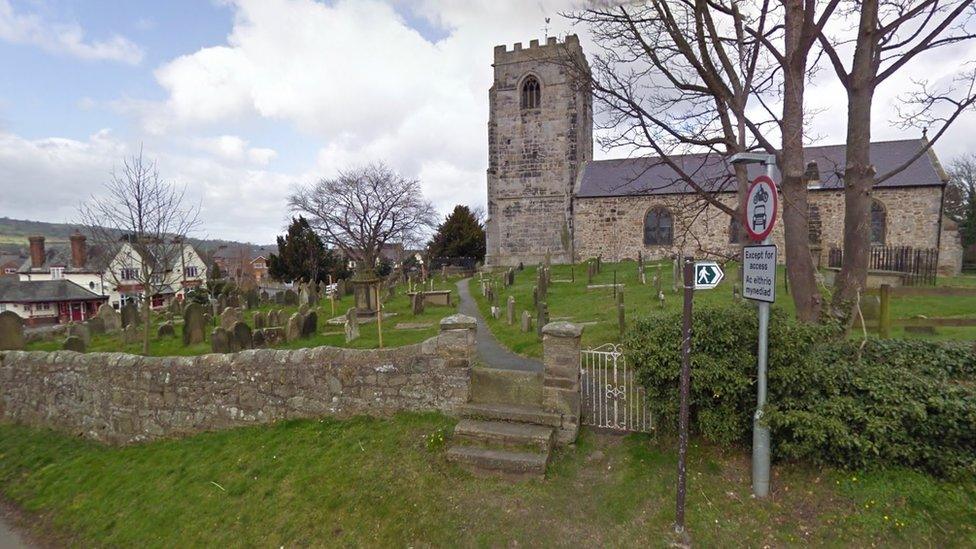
[485,34,593,266]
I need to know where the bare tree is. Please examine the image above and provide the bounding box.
[78,148,201,354]
[946,154,976,246]
[288,162,437,276]
[817,0,976,316]
[568,0,839,321]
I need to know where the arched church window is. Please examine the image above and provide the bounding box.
[521,76,541,109]
[644,208,673,246]
[871,200,886,246]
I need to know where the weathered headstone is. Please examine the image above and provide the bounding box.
[260,327,286,346]
[122,324,140,345]
[253,311,266,329]
[66,322,91,346]
[0,311,25,350]
[259,290,269,304]
[245,290,259,310]
[286,312,302,342]
[211,327,231,353]
[301,311,317,338]
[298,303,310,317]
[232,321,252,351]
[220,307,241,330]
[411,293,425,316]
[274,291,285,305]
[344,307,360,342]
[120,302,139,329]
[506,295,515,325]
[157,321,176,338]
[536,302,549,338]
[283,289,299,306]
[86,316,105,335]
[520,310,532,333]
[182,303,206,346]
[532,285,539,307]
[299,284,312,307]
[252,328,267,348]
[62,335,85,352]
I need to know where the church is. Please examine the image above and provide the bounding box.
[483,35,963,275]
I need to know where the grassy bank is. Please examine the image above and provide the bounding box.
[473,261,976,357]
[24,277,460,356]
[0,414,973,547]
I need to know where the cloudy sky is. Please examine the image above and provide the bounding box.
[1,0,973,244]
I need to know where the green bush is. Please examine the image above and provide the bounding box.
[625,305,976,478]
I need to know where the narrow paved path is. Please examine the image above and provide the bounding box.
[0,514,28,549]
[456,278,542,372]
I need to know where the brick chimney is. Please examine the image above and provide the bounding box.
[28,236,45,269]
[70,231,87,268]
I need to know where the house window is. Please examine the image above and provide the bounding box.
[184,266,199,278]
[870,200,886,246]
[89,281,96,290]
[120,267,139,280]
[51,267,64,280]
[521,76,541,109]
[643,208,674,246]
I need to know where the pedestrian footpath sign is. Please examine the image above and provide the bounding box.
[693,261,724,290]
[742,245,776,303]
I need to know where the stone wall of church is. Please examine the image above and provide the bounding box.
[573,186,947,266]
[485,36,592,267]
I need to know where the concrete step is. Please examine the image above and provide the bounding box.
[454,419,554,452]
[458,402,562,428]
[445,445,549,479]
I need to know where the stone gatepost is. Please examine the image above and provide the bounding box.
[541,321,583,445]
[437,314,478,406]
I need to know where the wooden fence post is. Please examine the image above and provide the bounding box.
[879,284,891,339]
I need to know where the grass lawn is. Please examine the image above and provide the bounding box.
[24,277,462,356]
[473,261,976,358]
[0,413,972,547]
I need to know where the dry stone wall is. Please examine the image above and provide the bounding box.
[0,316,476,444]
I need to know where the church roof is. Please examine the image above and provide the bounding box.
[575,139,947,198]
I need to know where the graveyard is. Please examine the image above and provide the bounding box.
[472,259,976,358]
[11,277,460,356]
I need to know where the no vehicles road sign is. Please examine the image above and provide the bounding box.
[745,175,778,242]
[693,262,724,290]
[743,245,777,303]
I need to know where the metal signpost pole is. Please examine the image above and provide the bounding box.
[752,159,775,498]
[675,256,693,532]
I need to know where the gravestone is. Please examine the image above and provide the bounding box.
[220,307,241,331]
[301,311,318,338]
[0,311,25,350]
[259,290,269,304]
[66,323,91,346]
[520,310,532,333]
[507,296,515,325]
[157,322,176,338]
[120,303,139,329]
[182,303,206,346]
[169,298,183,316]
[261,327,286,346]
[861,295,881,320]
[253,311,266,329]
[86,317,105,335]
[211,327,231,353]
[536,302,549,338]
[62,335,85,352]
[336,279,346,297]
[232,321,252,351]
[283,289,299,306]
[299,285,312,307]
[122,324,140,345]
[286,312,302,342]
[245,290,259,310]
[491,306,500,320]
[274,292,285,305]
[95,303,122,333]
[252,328,266,348]
[226,292,241,308]
[344,307,359,342]
[412,293,425,316]
[298,303,309,317]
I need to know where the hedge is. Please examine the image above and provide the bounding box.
[625,305,976,478]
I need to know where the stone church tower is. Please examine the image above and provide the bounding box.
[484,35,592,266]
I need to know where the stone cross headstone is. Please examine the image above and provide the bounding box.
[62,335,85,352]
[182,303,206,346]
[286,312,302,342]
[211,327,231,353]
[120,302,139,329]
[344,307,360,342]
[0,311,25,350]
[520,310,532,333]
[506,295,515,325]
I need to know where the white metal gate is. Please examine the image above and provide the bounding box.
[580,344,653,432]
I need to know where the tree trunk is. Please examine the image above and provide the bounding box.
[781,0,822,322]
[831,0,879,320]
[143,293,152,355]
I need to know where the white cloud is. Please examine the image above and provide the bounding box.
[190,135,278,166]
[0,0,144,64]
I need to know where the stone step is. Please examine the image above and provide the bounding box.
[445,445,549,479]
[469,366,544,407]
[458,402,562,428]
[454,419,554,452]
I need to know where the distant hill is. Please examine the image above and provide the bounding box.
[0,217,275,257]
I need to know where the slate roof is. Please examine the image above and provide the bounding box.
[575,139,947,198]
[0,278,108,303]
[17,243,113,275]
